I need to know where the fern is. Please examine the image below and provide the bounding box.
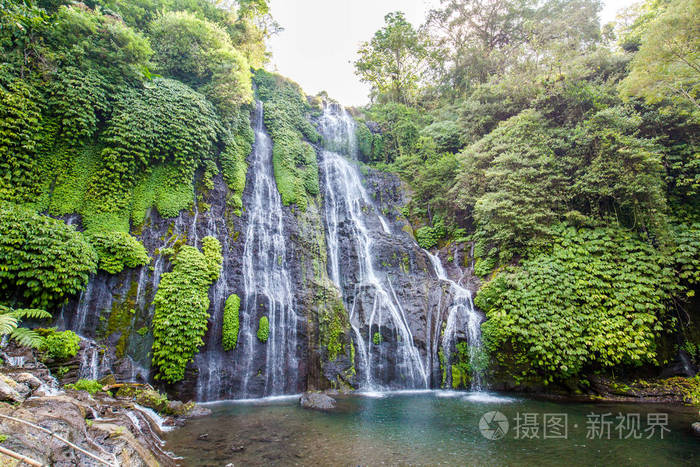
[0,314,18,336]
[9,327,45,349]
[0,304,50,349]
[8,308,52,320]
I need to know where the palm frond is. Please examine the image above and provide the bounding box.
[9,327,46,349]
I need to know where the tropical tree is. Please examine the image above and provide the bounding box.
[620,0,700,120]
[354,12,429,104]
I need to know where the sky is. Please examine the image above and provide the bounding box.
[266,0,640,106]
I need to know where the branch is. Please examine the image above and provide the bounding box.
[0,446,43,466]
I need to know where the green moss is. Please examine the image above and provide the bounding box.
[48,145,102,217]
[221,107,254,216]
[372,332,383,345]
[222,294,241,351]
[66,379,103,395]
[257,315,269,343]
[107,281,139,358]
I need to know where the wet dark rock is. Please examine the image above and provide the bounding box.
[300,391,336,410]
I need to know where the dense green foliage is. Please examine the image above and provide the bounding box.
[42,329,81,361]
[220,107,255,215]
[477,226,676,379]
[149,10,253,115]
[151,236,222,383]
[0,203,97,309]
[357,0,700,382]
[254,69,320,209]
[86,77,220,232]
[257,315,269,343]
[0,0,266,333]
[88,231,150,274]
[222,293,241,351]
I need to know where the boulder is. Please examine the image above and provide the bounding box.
[692,422,700,437]
[300,392,336,410]
[14,373,43,390]
[0,376,23,403]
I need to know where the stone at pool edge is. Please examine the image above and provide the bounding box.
[300,392,336,410]
[692,422,700,437]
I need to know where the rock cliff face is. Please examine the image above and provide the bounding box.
[58,100,481,401]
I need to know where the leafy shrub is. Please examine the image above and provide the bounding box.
[372,332,382,345]
[257,316,269,343]
[151,236,222,383]
[480,225,676,380]
[66,379,103,395]
[0,203,97,308]
[49,4,152,84]
[222,294,240,351]
[43,329,81,360]
[88,231,149,274]
[415,219,447,249]
[420,120,462,153]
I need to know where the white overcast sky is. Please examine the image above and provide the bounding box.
[266,0,639,106]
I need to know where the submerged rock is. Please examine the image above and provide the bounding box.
[300,392,336,410]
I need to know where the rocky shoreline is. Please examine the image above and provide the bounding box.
[2,345,698,467]
[0,348,212,466]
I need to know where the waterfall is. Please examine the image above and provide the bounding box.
[426,252,484,390]
[193,214,234,401]
[319,102,427,390]
[239,100,300,396]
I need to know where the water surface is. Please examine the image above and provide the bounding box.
[165,391,698,466]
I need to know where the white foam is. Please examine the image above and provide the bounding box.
[203,394,302,406]
[461,392,517,403]
[356,391,387,399]
[133,404,174,432]
[435,390,464,398]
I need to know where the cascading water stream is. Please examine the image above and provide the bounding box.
[239,101,300,396]
[426,252,484,390]
[319,102,427,390]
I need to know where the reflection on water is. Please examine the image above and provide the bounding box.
[165,392,698,466]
